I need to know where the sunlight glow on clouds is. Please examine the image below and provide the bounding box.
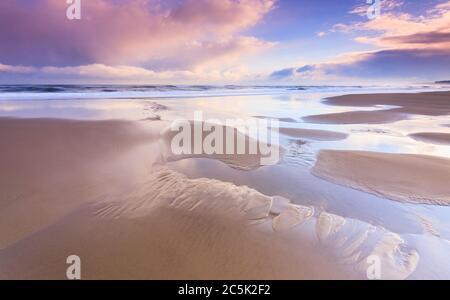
[272,0,450,82]
[1,0,449,84]
[0,0,275,82]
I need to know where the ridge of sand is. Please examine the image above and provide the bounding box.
[0,117,279,247]
[312,150,450,205]
[160,120,282,170]
[253,116,298,123]
[323,92,450,116]
[303,109,407,125]
[409,132,450,145]
[278,127,348,141]
[303,92,450,125]
[0,166,420,280]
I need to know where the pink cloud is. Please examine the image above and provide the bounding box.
[0,64,35,74]
[0,62,257,85]
[288,0,450,82]
[333,0,450,50]
[0,0,275,69]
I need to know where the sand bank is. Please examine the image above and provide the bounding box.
[254,116,298,123]
[323,92,450,115]
[278,127,348,141]
[303,92,450,124]
[303,109,407,124]
[409,132,450,145]
[160,120,281,170]
[312,150,450,205]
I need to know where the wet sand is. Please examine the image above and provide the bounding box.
[1,90,449,279]
[278,127,348,141]
[322,92,450,115]
[254,116,298,123]
[0,117,423,280]
[313,150,450,205]
[303,91,450,124]
[0,118,342,279]
[161,120,271,170]
[409,132,450,145]
[0,118,161,248]
[303,109,406,124]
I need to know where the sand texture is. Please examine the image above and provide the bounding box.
[0,118,422,279]
[409,132,450,145]
[303,91,450,124]
[312,150,450,205]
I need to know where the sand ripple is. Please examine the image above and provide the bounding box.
[90,168,420,280]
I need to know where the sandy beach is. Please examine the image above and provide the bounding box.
[302,109,407,124]
[0,117,358,279]
[0,89,449,280]
[312,150,450,205]
[409,132,450,145]
[303,92,450,124]
[278,127,348,141]
[3,0,450,286]
[321,92,450,115]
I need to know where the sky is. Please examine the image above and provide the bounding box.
[0,0,449,84]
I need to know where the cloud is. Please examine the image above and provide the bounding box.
[297,65,315,73]
[335,0,450,49]
[349,0,404,17]
[272,0,450,82]
[270,47,450,82]
[0,0,275,71]
[269,68,296,79]
[0,64,35,74]
[141,36,276,71]
[269,65,318,81]
[379,31,450,46]
[323,48,450,78]
[0,62,257,84]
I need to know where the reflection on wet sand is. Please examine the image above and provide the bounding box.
[0,89,449,279]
